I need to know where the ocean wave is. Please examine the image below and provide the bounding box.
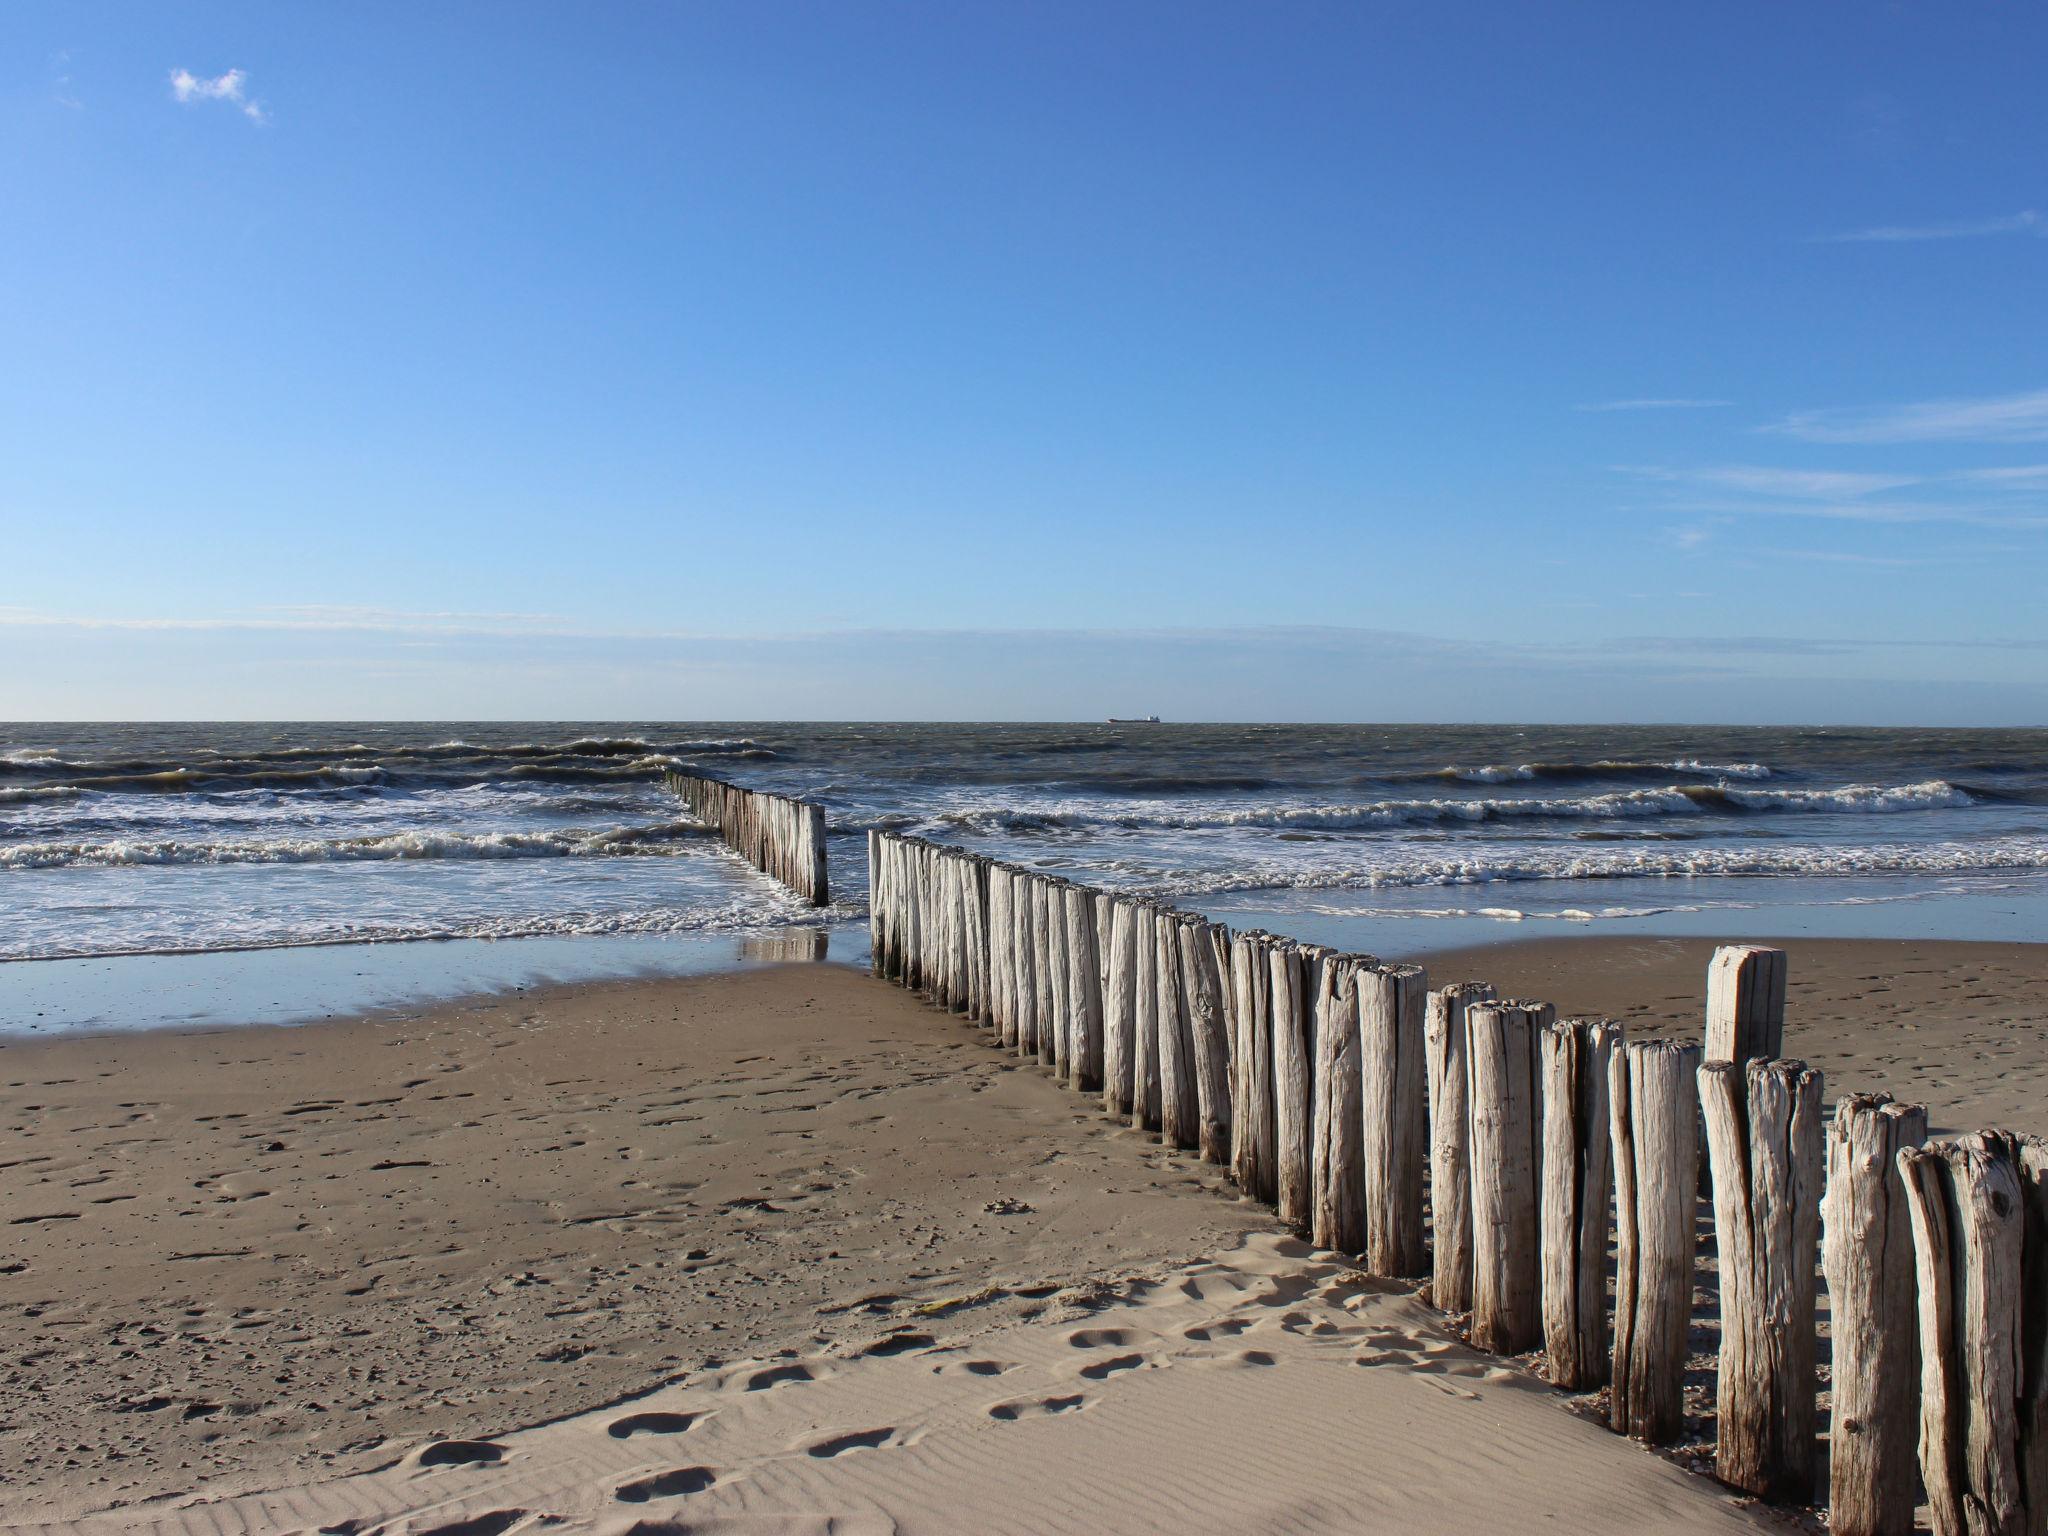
[0,785,81,805]
[916,779,1972,835]
[0,820,713,870]
[3,902,856,962]
[0,737,779,790]
[1146,838,2048,897]
[1425,758,1773,785]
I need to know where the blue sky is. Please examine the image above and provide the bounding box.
[2,2,2044,722]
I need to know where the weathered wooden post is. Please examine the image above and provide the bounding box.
[1821,1093,1928,1536]
[1467,999,1554,1354]
[1178,917,1233,1165]
[1311,956,1364,1253]
[1065,885,1103,1092]
[1699,1056,1824,1502]
[1609,1038,1701,1445]
[1131,903,1163,1133]
[1706,945,1787,1065]
[1540,1017,1620,1391]
[1358,962,1428,1278]
[1230,932,1277,1204]
[1042,879,1069,1072]
[1102,897,1137,1117]
[1271,941,1320,1232]
[1898,1131,2048,1536]
[1425,980,1496,1312]
[1157,909,1199,1150]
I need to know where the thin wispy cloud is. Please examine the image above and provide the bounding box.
[1769,387,2048,445]
[169,67,266,123]
[1817,210,2045,244]
[1576,398,1732,412]
[1621,465,2048,530]
[50,50,81,110]
[1622,464,1920,499]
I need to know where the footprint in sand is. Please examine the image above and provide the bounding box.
[1077,1352,1146,1380]
[987,1393,1089,1421]
[1181,1317,1251,1341]
[743,1362,817,1391]
[805,1426,901,1457]
[411,1438,507,1468]
[406,1511,530,1536]
[937,1359,1018,1377]
[860,1331,935,1357]
[608,1410,702,1438]
[615,1466,718,1502]
[1065,1327,1136,1349]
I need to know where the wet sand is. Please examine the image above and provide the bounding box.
[5,935,2044,1532]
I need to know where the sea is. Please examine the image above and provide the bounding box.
[4,722,2045,1032]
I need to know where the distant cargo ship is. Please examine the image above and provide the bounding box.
[1107,715,1162,723]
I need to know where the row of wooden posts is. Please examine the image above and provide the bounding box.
[664,770,829,905]
[867,830,2048,1536]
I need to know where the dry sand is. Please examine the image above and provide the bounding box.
[5,935,2045,1532]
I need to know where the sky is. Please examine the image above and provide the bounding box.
[2,2,2044,723]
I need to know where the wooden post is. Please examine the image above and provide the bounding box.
[1271,941,1318,1232]
[1609,1038,1701,1446]
[1102,898,1137,1117]
[1230,932,1277,1204]
[1065,886,1103,1093]
[1699,1056,1824,1502]
[1821,1093,1929,1536]
[1539,1017,1621,1391]
[1426,981,1496,1312]
[1311,957,1364,1254]
[1359,962,1428,1278]
[1706,944,1787,1066]
[1467,999,1553,1354]
[1179,918,1233,1166]
[1157,910,1199,1150]
[1132,903,1162,1133]
[1042,879,1069,1072]
[1899,1132,2048,1536]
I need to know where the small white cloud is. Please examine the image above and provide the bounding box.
[1817,211,2045,244]
[169,67,265,122]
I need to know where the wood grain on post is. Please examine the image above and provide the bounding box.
[1540,1017,1621,1391]
[1230,932,1277,1205]
[1609,1038,1701,1445]
[1155,911,1198,1149]
[1899,1132,2047,1536]
[1311,957,1364,1253]
[1359,962,1428,1278]
[1102,898,1137,1117]
[1706,945,1787,1066]
[1042,880,1069,1072]
[1425,981,1496,1312]
[1821,1093,1928,1536]
[1132,903,1163,1134]
[1700,1056,1823,1502]
[1179,918,1234,1165]
[1467,999,1554,1354]
[1271,942,1317,1232]
[1065,886,1103,1092]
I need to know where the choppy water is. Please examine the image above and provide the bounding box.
[4,722,2046,961]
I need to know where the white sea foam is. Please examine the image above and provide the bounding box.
[0,822,711,870]
[920,779,1973,835]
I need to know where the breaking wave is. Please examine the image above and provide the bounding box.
[0,821,713,870]
[916,779,1976,836]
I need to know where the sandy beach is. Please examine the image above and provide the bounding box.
[4,932,2043,1531]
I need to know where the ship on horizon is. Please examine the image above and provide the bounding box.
[1106,714,1162,724]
